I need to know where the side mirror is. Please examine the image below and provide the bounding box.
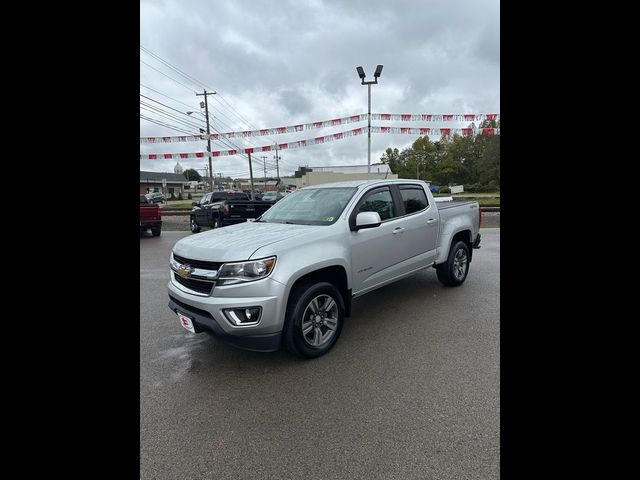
[353,212,382,231]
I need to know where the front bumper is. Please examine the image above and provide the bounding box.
[167,275,287,352]
[168,296,281,352]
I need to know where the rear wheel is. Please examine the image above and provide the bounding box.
[190,216,201,233]
[436,240,470,286]
[283,282,345,358]
[151,226,161,237]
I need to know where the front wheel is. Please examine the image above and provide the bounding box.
[436,240,470,286]
[283,282,345,358]
[190,216,201,233]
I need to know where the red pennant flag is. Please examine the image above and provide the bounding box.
[419,128,430,135]
[212,151,220,157]
[461,128,473,136]
[486,114,497,120]
[443,115,454,121]
[179,153,188,158]
[334,132,343,140]
[482,128,494,135]
[279,143,288,150]
[381,114,391,120]
[463,114,475,121]
[277,127,286,134]
[401,114,411,121]
[441,128,451,136]
[245,148,254,153]
[350,115,360,122]
[149,154,157,160]
[195,152,204,158]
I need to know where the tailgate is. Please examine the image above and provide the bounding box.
[140,204,161,221]
[227,201,273,219]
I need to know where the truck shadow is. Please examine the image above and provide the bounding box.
[155,268,462,386]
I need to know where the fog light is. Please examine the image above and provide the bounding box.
[223,307,262,326]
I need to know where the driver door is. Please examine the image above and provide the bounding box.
[349,186,408,295]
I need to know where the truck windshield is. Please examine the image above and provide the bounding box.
[258,187,357,225]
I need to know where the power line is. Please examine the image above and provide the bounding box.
[139,115,195,135]
[141,45,210,91]
[140,59,198,93]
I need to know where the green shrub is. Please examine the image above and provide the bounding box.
[187,192,192,200]
[177,193,183,200]
[169,193,176,201]
[439,186,450,194]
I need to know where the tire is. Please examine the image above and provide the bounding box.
[283,282,345,358]
[436,240,470,286]
[212,218,220,229]
[190,216,201,233]
[151,226,161,237]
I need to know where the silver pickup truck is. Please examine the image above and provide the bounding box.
[168,179,481,357]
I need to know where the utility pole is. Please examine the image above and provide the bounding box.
[274,144,280,188]
[196,89,216,192]
[247,152,256,201]
[261,156,267,191]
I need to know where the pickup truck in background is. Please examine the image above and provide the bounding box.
[169,179,481,357]
[140,195,162,236]
[190,191,273,232]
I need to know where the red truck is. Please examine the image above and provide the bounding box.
[140,194,162,236]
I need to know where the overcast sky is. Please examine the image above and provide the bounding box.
[140,0,499,178]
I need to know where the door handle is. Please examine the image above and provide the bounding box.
[392,227,405,235]
[426,218,437,224]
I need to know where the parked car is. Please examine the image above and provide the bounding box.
[168,179,481,357]
[260,191,285,203]
[189,191,273,232]
[140,195,162,236]
[146,192,166,204]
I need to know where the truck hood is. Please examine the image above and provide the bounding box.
[173,221,322,262]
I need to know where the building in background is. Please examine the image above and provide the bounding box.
[292,163,397,188]
[140,170,188,196]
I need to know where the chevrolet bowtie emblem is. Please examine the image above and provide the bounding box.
[177,264,193,278]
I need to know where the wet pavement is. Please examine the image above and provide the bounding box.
[140,229,500,479]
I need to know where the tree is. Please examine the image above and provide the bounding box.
[183,169,201,181]
[380,148,401,173]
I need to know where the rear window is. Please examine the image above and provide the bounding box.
[399,187,429,214]
[140,195,148,204]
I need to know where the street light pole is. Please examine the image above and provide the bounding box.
[356,65,383,178]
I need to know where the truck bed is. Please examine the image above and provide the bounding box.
[435,200,476,210]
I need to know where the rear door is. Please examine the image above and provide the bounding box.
[393,184,439,267]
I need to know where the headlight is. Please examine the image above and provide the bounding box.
[217,256,276,285]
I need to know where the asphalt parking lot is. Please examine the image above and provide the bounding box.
[140,229,500,479]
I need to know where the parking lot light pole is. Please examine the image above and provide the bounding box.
[356,65,383,178]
